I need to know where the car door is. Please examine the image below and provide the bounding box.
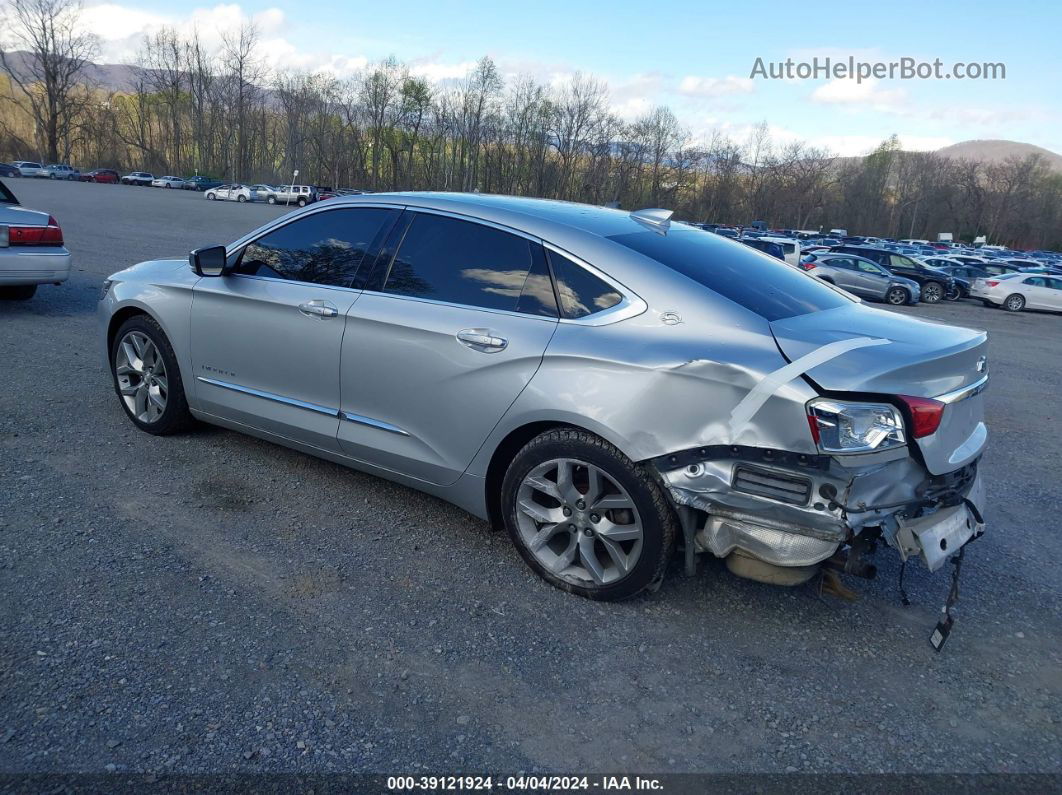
[1019,277,1050,310]
[337,210,560,485]
[189,205,400,451]
[1044,278,1062,311]
[853,259,891,297]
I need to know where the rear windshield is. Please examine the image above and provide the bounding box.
[607,228,851,320]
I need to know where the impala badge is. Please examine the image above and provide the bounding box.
[976,356,987,373]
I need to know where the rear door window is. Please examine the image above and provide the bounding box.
[546,249,622,318]
[385,212,554,315]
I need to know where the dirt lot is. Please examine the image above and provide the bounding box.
[1,179,1059,776]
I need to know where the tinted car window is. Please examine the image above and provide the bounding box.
[609,228,850,321]
[235,207,397,287]
[890,254,918,268]
[385,213,540,313]
[547,249,623,318]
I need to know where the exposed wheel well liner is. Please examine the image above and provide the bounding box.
[107,306,152,354]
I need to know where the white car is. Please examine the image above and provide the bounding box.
[12,161,46,178]
[970,272,1062,313]
[151,176,185,188]
[758,236,801,266]
[250,184,277,201]
[204,184,253,202]
[0,180,71,300]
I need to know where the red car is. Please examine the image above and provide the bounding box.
[80,169,119,184]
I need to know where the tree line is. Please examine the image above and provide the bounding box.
[1,0,1060,249]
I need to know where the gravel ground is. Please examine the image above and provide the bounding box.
[0,179,1060,777]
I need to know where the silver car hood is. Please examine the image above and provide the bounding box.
[769,304,988,475]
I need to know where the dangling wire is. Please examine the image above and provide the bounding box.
[898,559,911,606]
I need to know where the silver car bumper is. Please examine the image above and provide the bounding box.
[0,249,71,285]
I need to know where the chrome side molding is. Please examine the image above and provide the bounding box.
[197,376,409,435]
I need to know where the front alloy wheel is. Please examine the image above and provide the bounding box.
[885,286,909,305]
[110,316,192,435]
[502,428,676,600]
[921,282,944,303]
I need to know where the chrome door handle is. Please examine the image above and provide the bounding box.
[456,328,508,352]
[298,300,339,318]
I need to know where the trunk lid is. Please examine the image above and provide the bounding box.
[770,304,988,475]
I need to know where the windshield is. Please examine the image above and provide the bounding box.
[608,228,851,320]
[0,180,18,204]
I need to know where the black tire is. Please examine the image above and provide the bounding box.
[109,314,193,435]
[206,193,215,200]
[945,284,961,301]
[921,281,945,303]
[501,427,677,601]
[237,194,247,203]
[297,197,307,207]
[1002,294,1025,312]
[0,284,37,300]
[267,196,276,205]
[885,286,909,305]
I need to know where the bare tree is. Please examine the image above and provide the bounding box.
[0,0,98,162]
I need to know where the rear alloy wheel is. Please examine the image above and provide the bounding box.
[502,428,676,601]
[297,198,307,207]
[885,286,909,305]
[1003,294,1025,312]
[237,194,247,203]
[0,284,37,300]
[921,281,944,303]
[110,315,192,435]
[267,196,277,205]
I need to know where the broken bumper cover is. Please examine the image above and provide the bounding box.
[653,445,984,572]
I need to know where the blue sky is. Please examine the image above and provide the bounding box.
[80,0,1062,156]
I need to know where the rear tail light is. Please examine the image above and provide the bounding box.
[8,215,63,246]
[985,280,999,287]
[897,395,945,438]
[799,262,816,271]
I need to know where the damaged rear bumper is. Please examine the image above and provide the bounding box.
[652,444,984,583]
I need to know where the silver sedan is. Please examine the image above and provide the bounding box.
[99,194,988,605]
[0,180,71,300]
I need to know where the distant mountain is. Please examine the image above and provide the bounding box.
[936,139,1062,172]
[1,51,143,92]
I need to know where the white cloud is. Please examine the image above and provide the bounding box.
[810,78,907,109]
[678,75,754,97]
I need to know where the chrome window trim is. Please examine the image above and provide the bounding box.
[542,242,648,327]
[340,411,409,436]
[935,374,988,405]
[228,272,364,295]
[352,288,560,324]
[197,376,336,416]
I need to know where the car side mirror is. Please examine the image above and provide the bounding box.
[190,245,228,277]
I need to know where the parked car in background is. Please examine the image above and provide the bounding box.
[268,184,317,206]
[12,161,46,178]
[44,164,80,180]
[80,169,120,184]
[0,163,21,178]
[971,273,1062,313]
[801,253,920,305]
[182,176,224,192]
[741,238,785,261]
[204,184,253,202]
[0,179,70,301]
[151,175,186,189]
[250,184,277,201]
[830,245,955,303]
[121,172,154,186]
[99,194,988,604]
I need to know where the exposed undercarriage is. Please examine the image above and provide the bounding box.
[653,444,984,586]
